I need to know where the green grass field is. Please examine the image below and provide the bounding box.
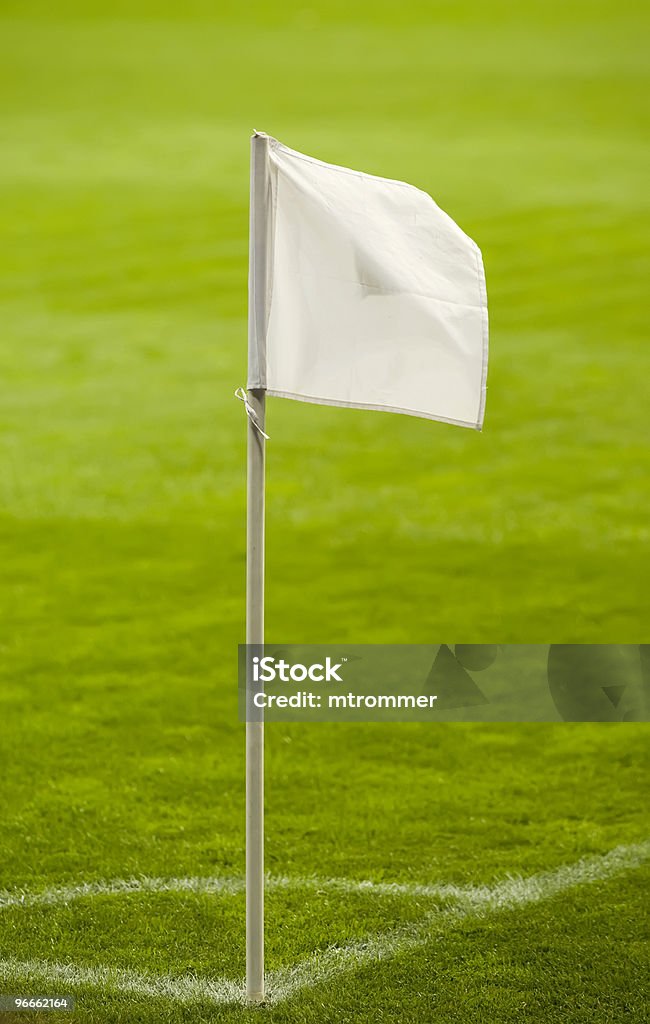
[1,1,649,1021]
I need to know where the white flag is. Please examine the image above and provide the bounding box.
[248,133,488,429]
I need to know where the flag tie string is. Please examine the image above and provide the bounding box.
[234,387,270,440]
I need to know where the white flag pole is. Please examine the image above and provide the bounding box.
[246,131,269,1004]
[245,388,265,1003]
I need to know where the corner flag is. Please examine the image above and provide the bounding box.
[243,131,489,1003]
[249,132,488,429]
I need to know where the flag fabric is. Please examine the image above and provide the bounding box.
[248,133,488,429]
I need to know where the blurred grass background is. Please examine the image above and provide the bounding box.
[1,0,648,640]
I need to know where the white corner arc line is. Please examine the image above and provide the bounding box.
[2,840,650,912]
[0,841,648,1008]
[0,875,246,911]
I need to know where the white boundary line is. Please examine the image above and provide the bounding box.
[268,839,650,1001]
[0,957,242,1007]
[1,841,648,1007]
